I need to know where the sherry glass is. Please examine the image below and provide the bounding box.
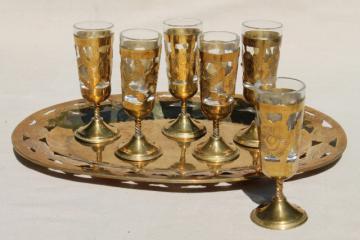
[162,18,206,141]
[233,20,282,148]
[115,28,162,161]
[73,21,119,144]
[193,31,240,163]
[250,77,307,230]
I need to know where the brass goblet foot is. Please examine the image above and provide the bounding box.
[162,113,206,140]
[233,120,259,148]
[251,179,307,230]
[251,198,307,230]
[115,135,162,162]
[193,136,239,163]
[75,108,119,144]
[162,102,206,141]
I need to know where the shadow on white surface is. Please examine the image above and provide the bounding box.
[14,149,341,203]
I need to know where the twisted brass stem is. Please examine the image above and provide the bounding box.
[135,118,142,137]
[94,105,101,120]
[181,100,187,115]
[213,120,220,138]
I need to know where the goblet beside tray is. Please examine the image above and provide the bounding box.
[12,93,347,185]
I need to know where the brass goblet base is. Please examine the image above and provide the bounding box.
[251,197,308,230]
[75,117,119,144]
[162,113,206,141]
[193,136,239,163]
[233,120,259,148]
[115,135,162,161]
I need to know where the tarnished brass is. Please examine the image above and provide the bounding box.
[234,24,282,148]
[73,23,119,144]
[115,29,162,161]
[11,93,347,185]
[162,24,206,140]
[193,32,240,163]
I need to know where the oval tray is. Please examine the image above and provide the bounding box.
[12,93,347,185]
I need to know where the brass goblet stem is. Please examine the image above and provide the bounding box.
[181,101,186,115]
[213,120,220,138]
[275,178,285,200]
[94,105,101,121]
[135,118,142,137]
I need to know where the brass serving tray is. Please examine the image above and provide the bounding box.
[12,93,347,185]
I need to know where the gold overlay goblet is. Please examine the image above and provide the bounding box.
[251,77,307,230]
[115,28,162,161]
[73,21,119,144]
[193,31,240,163]
[162,18,206,141]
[233,20,282,148]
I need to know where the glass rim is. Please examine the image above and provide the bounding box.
[73,21,114,31]
[255,77,306,95]
[120,28,161,41]
[242,19,283,30]
[200,30,240,44]
[163,17,202,27]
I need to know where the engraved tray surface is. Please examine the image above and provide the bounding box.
[12,93,347,185]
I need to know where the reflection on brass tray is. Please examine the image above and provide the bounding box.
[11,93,347,185]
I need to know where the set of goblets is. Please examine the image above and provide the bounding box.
[73,19,307,230]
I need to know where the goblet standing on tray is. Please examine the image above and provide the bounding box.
[193,31,240,163]
[115,28,162,161]
[233,20,282,148]
[250,77,308,230]
[162,18,207,141]
[73,21,119,144]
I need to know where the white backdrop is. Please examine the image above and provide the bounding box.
[0,0,359,239]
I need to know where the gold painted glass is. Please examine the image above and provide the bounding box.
[250,77,307,230]
[234,20,282,148]
[193,31,240,163]
[115,28,162,161]
[73,21,119,144]
[162,18,206,141]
